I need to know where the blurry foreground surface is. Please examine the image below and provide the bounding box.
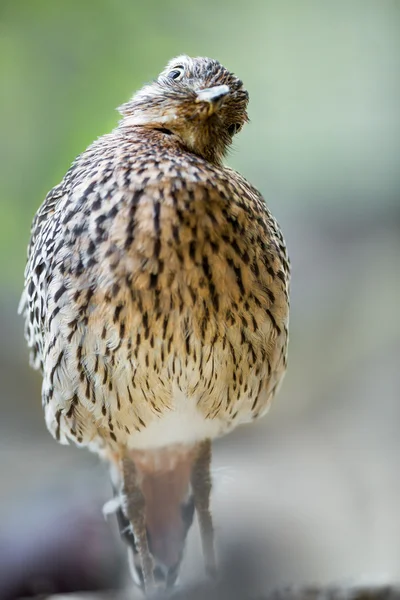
[1,0,399,597]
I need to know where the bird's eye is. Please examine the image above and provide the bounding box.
[167,65,185,81]
[228,123,242,136]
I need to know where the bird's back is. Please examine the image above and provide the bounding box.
[21,126,290,453]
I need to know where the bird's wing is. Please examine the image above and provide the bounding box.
[19,179,69,371]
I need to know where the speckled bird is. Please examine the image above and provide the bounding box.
[20,55,290,592]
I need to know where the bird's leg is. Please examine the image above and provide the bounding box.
[190,439,217,579]
[121,456,155,592]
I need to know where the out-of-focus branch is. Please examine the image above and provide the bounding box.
[261,585,400,600]
[171,583,400,600]
[48,584,400,600]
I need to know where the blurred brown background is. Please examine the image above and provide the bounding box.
[1,0,399,597]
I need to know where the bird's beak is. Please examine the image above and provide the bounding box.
[196,85,230,115]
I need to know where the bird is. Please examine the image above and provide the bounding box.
[20,55,290,593]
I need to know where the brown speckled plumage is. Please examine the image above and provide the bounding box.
[20,55,290,592]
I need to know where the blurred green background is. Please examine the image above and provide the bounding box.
[1,0,399,597]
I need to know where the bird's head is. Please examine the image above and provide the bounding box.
[119,55,249,165]
[125,491,195,590]
[117,447,198,591]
